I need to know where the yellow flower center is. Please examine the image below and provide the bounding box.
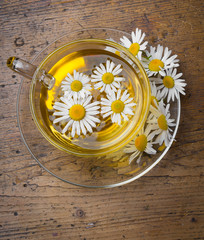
[102,72,114,84]
[135,134,147,152]
[163,76,175,88]
[158,114,168,130]
[111,100,125,113]
[151,96,159,108]
[70,80,83,92]
[129,43,140,56]
[148,59,164,72]
[115,50,121,56]
[158,142,166,151]
[69,104,85,121]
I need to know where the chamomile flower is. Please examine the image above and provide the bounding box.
[142,44,179,77]
[152,68,187,102]
[91,60,125,94]
[147,100,176,146]
[150,81,163,108]
[101,89,136,125]
[53,95,100,138]
[61,70,92,99]
[105,46,121,56]
[124,124,157,164]
[120,28,148,60]
[104,38,122,56]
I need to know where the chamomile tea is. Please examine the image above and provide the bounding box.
[31,39,149,156]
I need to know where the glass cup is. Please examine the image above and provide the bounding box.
[7,28,180,188]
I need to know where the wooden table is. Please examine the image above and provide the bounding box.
[1,0,204,239]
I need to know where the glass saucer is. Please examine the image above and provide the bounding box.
[17,28,180,188]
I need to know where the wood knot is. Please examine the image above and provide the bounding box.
[14,37,24,47]
[14,211,18,216]
[76,209,85,218]
[191,217,197,223]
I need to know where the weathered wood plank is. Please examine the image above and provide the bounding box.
[0,0,204,239]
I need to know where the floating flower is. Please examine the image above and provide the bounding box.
[120,28,148,60]
[150,81,163,108]
[53,95,100,138]
[124,124,157,164]
[151,68,187,102]
[101,89,136,125]
[91,60,125,95]
[142,45,179,77]
[147,100,176,146]
[61,70,92,99]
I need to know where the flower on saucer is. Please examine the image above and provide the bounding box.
[101,89,136,125]
[150,81,163,108]
[53,95,100,138]
[151,68,187,102]
[91,60,125,94]
[147,100,176,146]
[120,28,148,60]
[142,44,179,77]
[124,124,157,164]
[61,70,92,99]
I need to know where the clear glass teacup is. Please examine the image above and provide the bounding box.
[7,28,153,187]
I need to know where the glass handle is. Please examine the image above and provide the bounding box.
[7,57,55,90]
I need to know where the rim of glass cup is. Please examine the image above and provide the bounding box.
[17,27,181,188]
[29,29,151,156]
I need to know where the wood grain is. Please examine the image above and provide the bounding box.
[0,0,204,239]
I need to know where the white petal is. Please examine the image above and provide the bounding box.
[129,151,140,164]
[123,107,134,115]
[109,61,115,72]
[53,111,68,116]
[106,60,110,72]
[117,89,121,100]
[120,36,132,48]
[71,121,76,137]
[100,63,106,73]
[93,69,102,77]
[105,84,111,94]
[83,95,92,107]
[67,73,74,81]
[76,121,81,135]
[112,67,123,75]
[80,120,87,135]
[114,77,125,82]
[53,115,69,124]
[86,106,100,112]
[86,115,100,123]
[85,101,100,108]
[103,111,112,118]
[95,66,105,75]
[124,97,133,104]
[54,101,68,109]
[117,114,122,125]
[94,81,104,89]
[86,117,96,128]
[101,106,112,113]
[101,98,111,106]
[62,120,73,134]
[86,110,99,115]
[112,64,122,75]
[121,112,129,121]
[126,102,136,107]
[112,81,120,88]
[83,119,93,133]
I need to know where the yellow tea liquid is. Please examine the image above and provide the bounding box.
[39,41,144,156]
